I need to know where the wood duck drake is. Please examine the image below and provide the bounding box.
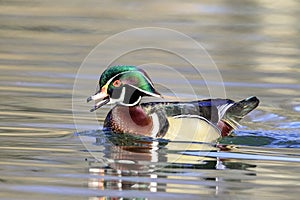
[87,65,259,143]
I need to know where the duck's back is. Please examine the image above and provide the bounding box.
[141,98,235,125]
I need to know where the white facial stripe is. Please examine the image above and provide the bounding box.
[136,70,155,88]
[119,96,142,106]
[105,71,130,87]
[109,87,143,106]
[102,68,159,106]
[109,87,126,104]
[129,84,161,98]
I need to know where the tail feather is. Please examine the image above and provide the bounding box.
[222,96,259,130]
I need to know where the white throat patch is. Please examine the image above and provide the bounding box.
[109,87,142,106]
[109,87,126,104]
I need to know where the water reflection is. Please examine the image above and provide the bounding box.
[1,0,300,199]
[81,131,218,171]
[87,160,257,199]
[76,124,300,199]
[81,131,260,199]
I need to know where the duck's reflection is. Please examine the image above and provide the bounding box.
[84,133,256,199]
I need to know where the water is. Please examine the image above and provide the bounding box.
[1,0,300,199]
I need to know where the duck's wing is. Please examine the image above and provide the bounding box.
[141,98,234,125]
[141,96,259,127]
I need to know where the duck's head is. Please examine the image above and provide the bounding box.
[87,65,161,111]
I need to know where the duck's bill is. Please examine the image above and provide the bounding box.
[87,92,110,112]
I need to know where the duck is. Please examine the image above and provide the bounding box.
[87,65,259,144]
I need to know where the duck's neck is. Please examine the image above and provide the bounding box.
[105,105,154,136]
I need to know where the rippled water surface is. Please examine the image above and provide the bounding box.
[1,1,300,199]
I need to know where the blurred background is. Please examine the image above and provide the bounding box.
[1,0,300,199]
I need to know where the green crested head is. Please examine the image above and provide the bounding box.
[99,65,138,88]
[87,65,161,111]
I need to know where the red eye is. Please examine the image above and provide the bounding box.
[112,80,122,87]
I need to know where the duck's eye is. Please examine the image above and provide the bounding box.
[112,79,122,87]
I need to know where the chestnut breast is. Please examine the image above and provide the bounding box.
[104,105,154,136]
